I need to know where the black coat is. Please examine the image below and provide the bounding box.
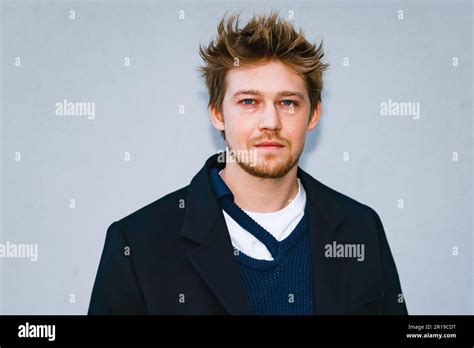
[88,153,408,315]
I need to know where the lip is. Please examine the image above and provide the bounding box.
[255,141,284,147]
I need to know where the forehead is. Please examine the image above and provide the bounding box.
[225,60,307,97]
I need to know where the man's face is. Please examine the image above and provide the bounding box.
[211,59,320,179]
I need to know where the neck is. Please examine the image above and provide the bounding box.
[220,162,299,213]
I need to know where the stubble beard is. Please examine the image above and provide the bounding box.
[227,139,301,179]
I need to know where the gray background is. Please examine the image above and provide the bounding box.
[1,0,472,314]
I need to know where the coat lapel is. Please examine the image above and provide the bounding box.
[298,167,349,314]
[179,154,251,315]
[186,214,251,315]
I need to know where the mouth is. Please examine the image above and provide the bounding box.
[255,141,284,147]
[254,141,285,150]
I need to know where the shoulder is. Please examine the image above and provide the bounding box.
[308,174,380,224]
[108,185,190,243]
[328,182,378,217]
[301,173,384,247]
[121,186,189,222]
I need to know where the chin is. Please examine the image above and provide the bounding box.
[239,157,296,179]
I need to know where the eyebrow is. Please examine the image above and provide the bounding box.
[232,89,305,100]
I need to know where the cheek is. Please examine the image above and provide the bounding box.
[285,121,308,146]
[224,110,255,140]
[228,126,254,146]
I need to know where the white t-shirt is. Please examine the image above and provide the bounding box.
[219,170,307,261]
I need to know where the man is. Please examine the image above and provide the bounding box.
[88,12,407,315]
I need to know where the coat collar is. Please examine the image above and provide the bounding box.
[179,152,348,315]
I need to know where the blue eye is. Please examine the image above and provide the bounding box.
[282,100,294,106]
[241,98,254,105]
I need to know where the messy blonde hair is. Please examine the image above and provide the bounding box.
[196,11,329,139]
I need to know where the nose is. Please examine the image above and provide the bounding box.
[257,103,282,132]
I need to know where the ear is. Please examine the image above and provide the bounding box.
[209,104,225,131]
[307,102,321,131]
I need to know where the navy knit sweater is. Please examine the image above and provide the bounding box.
[209,166,315,315]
